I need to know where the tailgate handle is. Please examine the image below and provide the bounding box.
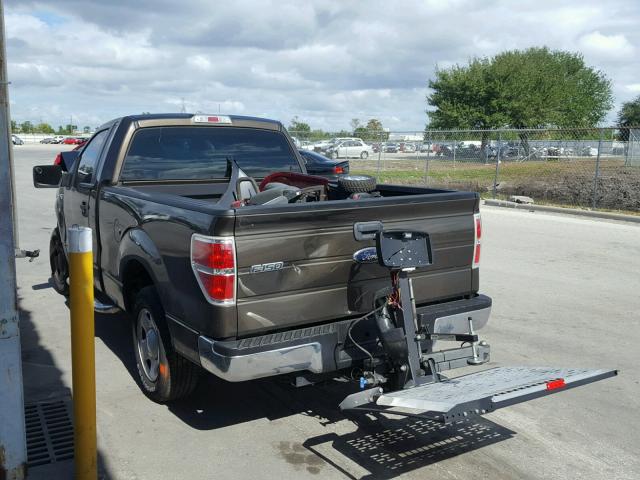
[354,221,383,241]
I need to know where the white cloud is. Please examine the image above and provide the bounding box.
[5,0,640,129]
[578,31,635,60]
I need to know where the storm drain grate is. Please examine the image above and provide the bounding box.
[25,399,74,467]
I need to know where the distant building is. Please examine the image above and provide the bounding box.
[388,133,423,142]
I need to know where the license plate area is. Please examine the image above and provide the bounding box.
[376,366,617,423]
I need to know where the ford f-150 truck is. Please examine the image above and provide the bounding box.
[33,113,615,423]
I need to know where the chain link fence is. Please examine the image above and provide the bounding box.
[291,127,640,212]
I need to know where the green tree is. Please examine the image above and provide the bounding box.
[10,120,17,132]
[365,118,388,141]
[21,121,34,133]
[427,47,613,150]
[36,123,55,134]
[616,95,640,141]
[353,126,368,139]
[350,118,361,134]
[288,116,311,139]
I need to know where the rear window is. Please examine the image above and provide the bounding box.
[121,126,301,181]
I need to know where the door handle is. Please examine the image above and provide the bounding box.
[80,201,88,216]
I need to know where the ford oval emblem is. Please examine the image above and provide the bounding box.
[353,247,378,264]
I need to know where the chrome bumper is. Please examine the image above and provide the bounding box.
[198,302,491,382]
[198,336,324,382]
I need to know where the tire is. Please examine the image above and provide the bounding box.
[337,174,377,194]
[360,151,369,159]
[49,229,69,296]
[331,151,339,159]
[132,287,199,403]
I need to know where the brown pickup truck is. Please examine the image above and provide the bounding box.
[34,113,615,424]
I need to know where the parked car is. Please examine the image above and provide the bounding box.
[326,139,373,159]
[581,146,598,156]
[11,134,24,145]
[299,141,315,151]
[63,137,87,145]
[40,137,56,144]
[402,142,417,153]
[315,137,364,154]
[383,142,398,153]
[299,149,349,180]
[31,113,615,430]
[52,135,66,144]
[419,143,432,153]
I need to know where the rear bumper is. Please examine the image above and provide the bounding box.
[198,294,491,382]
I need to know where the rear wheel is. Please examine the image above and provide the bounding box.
[132,287,199,402]
[360,151,369,159]
[331,151,339,159]
[49,230,69,296]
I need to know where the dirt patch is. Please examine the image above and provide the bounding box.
[499,169,640,211]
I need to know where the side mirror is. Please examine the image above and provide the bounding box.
[33,165,62,188]
[60,150,80,172]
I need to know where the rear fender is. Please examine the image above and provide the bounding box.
[117,228,170,308]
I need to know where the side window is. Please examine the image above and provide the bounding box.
[76,130,109,185]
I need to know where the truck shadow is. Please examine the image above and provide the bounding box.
[95,310,515,479]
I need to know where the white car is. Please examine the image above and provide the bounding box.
[581,146,598,156]
[327,140,373,159]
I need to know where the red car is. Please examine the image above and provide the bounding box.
[62,137,87,145]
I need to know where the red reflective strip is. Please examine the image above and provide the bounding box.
[546,379,565,390]
[475,216,482,240]
[473,244,481,265]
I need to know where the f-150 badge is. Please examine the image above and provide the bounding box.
[250,262,284,273]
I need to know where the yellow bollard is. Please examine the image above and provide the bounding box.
[68,225,97,480]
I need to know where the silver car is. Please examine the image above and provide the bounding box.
[327,140,373,159]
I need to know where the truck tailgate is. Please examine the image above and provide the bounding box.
[233,191,478,336]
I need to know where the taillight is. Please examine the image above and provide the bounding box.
[54,153,62,166]
[190,234,236,305]
[472,213,481,268]
[334,166,344,174]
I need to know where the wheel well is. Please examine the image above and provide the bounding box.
[122,260,154,313]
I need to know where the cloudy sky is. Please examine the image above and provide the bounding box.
[4,0,639,132]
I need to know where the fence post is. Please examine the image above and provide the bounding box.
[452,139,456,169]
[424,131,431,185]
[415,132,419,170]
[68,226,97,480]
[493,130,502,198]
[376,129,382,180]
[592,128,604,209]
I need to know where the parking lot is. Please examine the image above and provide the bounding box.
[15,144,640,479]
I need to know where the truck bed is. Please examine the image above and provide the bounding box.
[98,182,479,338]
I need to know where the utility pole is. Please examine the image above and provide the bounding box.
[0,0,27,478]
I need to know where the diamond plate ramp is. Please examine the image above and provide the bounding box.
[377,366,617,423]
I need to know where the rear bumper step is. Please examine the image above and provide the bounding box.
[198,297,492,382]
[353,366,617,423]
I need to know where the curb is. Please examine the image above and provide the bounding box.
[483,199,640,224]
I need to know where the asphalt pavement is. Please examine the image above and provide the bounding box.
[13,145,640,479]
